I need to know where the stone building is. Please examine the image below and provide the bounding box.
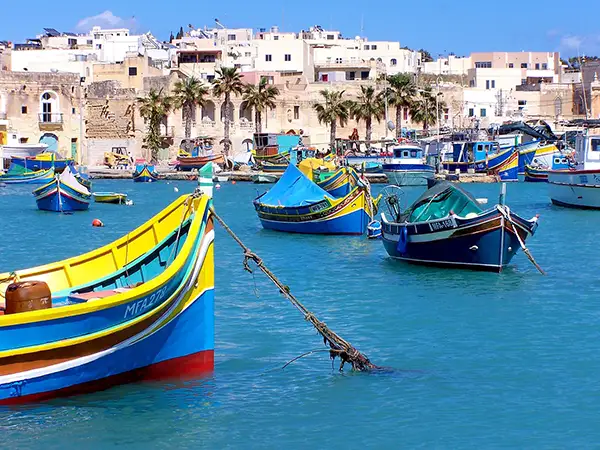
[0,71,83,160]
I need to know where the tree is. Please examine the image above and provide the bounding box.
[411,87,446,131]
[137,88,173,163]
[349,85,384,142]
[386,73,417,138]
[211,67,244,156]
[313,90,350,150]
[242,77,280,133]
[172,76,209,139]
[419,49,434,63]
[176,26,184,40]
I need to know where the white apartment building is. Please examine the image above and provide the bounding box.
[423,55,472,75]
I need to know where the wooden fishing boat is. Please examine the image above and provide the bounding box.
[0,166,55,185]
[33,166,91,212]
[524,154,572,183]
[382,144,435,186]
[316,167,359,198]
[254,164,380,235]
[133,164,159,183]
[11,152,74,173]
[380,181,538,272]
[93,192,128,204]
[0,187,215,404]
[261,160,289,173]
[496,151,519,181]
[177,154,225,171]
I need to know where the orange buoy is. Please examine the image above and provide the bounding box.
[231,180,236,185]
[92,219,104,227]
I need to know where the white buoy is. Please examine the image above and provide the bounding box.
[476,198,488,205]
[215,183,221,189]
[174,187,179,193]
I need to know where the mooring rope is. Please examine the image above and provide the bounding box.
[210,206,378,372]
[497,205,545,275]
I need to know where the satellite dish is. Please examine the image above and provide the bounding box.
[387,120,395,131]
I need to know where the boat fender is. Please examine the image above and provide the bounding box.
[396,226,408,255]
[92,219,104,227]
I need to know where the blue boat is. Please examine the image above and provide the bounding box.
[382,144,435,186]
[380,181,538,272]
[0,165,55,184]
[11,152,74,173]
[133,164,159,182]
[496,151,519,181]
[442,141,498,173]
[254,164,380,235]
[33,166,91,212]
[524,153,573,182]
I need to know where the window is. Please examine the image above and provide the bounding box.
[518,100,527,106]
[491,80,495,88]
[274,36,279,41]
[480,108,487,117]
[535,63,540,70]
[371,45,377,50]
[360,71,369,80]
[335,57,342,63]
[228,34,236,41]
[21,105,27,114]
[234,64,241,68]
[128,67,137,76]
[486,80,490,89]
[444,108,449,120]
[245,52,251,57]
[403,109,408,121]
[508,63,514,68]
[95,44,102,50]
[390,58,397,66]
[72,107,76,114]
[520,63,528,68]
[469,79,475,87]
[410,150,417,158]
[294,106,299,120]
[284,54,291,62]
[591,138,600,152]
[87,40,92,45]
[346,71,356,80]
[521,79,527,85]
[19,137,28,143]
[403,151,409,157]
[265,54,272,62]
[542,63,548,70]
[468,108,474,117]
[475,61,492,68]
[327,34,334,40]
[364,45,370,50]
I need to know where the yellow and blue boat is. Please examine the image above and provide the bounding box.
[93,192,128,204]
[0,165,55,185]
[33,166,91,212]
[133,164,159,182]
[11,152,74,173]
[316,167,360,198]
[254,164,379,235]
[496,151,519,181]
[0,187,215,404]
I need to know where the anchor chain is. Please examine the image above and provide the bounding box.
[211,206,378,372]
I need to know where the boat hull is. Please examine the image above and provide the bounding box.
[133,165,159,182]
[12,156,72,173]
[381,210,536,272]
[548,170,600,209]
[251,174,278,183]
[0,169,55,184]
[94,192,127,204]
[524,165,548,182]
[34,180,91,212]
[177,154,225,171]
[383,165,435,186]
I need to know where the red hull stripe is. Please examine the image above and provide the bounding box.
[0,350,214,405]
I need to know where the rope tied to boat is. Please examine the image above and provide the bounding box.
[210,206,379,372]
[497,204,545,275]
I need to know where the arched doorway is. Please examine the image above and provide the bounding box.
[220,101,234,123]
[39,133,58,152]
[201,101,216,122]
[239,101,252,122]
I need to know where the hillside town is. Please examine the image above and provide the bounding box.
[0,21,599,166]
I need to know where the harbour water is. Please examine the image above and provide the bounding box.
[1,180,600,447]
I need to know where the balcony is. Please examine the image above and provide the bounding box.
[38,113,63,130]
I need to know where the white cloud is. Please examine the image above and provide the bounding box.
[75,11,137,33]
[559,35,584,50]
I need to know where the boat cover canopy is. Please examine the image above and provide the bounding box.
[401,181,483,223]
[257,163,330,207]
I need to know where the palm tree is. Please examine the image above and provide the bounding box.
[349,85,385,143]
[411,87,446,131]
[386,73,417,138]
[313,90,350,151]
[172,76,209,140]
[137,88,173,163]
[242,77,280,133]
[211,67,244,156]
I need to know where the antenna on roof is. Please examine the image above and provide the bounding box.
[215,19,225,29]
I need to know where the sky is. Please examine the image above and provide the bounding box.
[3,0,600,58]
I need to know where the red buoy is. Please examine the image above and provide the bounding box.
[231,180,236,185]
[92,219,104,227]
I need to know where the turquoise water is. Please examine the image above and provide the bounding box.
[1,180,600,448]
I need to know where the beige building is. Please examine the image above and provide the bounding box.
[91,53,164,91]
[0,71,83,161]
